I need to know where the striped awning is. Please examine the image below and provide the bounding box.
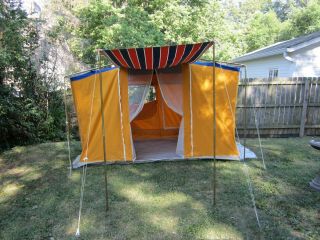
[102,42,213,70]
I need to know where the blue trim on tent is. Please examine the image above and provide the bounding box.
[194,61,240,72]
[70,66,118,81]
[69,62,239,81]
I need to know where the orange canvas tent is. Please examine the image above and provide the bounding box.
[69,42,243,166]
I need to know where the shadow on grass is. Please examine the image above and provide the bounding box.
[0,138,319,239]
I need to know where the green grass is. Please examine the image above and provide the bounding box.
[1,138,320,239]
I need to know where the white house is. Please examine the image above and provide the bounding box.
[233,31,320,78]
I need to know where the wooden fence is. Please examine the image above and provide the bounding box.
[236,77,320,137]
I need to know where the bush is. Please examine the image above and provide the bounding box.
[0,86,66,151]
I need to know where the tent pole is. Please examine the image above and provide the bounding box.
[63,76,72,176]
[243,66,248,164]
[98,50,109,212]
[212,42,217,206]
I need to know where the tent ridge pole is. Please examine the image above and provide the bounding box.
[65,65,113,79]
[98,50,109,212]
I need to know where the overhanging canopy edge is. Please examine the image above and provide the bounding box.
[101,42,213,70]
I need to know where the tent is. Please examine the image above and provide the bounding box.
[68,42,261,236]
[69,42,254,166]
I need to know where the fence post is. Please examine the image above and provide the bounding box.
[299,77,310,137]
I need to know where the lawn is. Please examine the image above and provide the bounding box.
[0,138,320,239]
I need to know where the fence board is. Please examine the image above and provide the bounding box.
[237,77,320,137]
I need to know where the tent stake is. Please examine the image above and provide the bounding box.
[212,42,217,206]
[98,50,109,212]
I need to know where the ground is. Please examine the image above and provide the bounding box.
[0,138,320,239]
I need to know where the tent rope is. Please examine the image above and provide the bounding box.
[245,67,266,170]
[63,76,72,176]
[252,106,266,169]
[242,161,262,229]
[213,41,265,169]
[75,56,98,237]
[223,72,262,230]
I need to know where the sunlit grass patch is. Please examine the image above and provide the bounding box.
[0,183,23,202]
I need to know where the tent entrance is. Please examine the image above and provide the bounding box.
[130,72,183,161]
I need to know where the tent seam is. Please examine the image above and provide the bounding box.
[189,66,194,156]
[117,69,127,161]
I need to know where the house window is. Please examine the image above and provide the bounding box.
[269,68,279,79]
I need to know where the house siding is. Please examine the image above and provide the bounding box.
[291,44,320,77]
[238,55,295,78]
[237,43,320,78]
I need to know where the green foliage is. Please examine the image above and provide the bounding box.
[68,0,320,63]
[245,11,282,52]
[0,1,65,150]
[68,0,229,64]
[0,85,65,151]
[281,0,320,39]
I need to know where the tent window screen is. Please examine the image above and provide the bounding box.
[127,69,153,121]
[129,86,146,104]
[129,85,156,104]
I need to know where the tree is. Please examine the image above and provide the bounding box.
[55,0,320,60]
[68,0,232,64]
[281,0,320,39]
[0,1,65,150]
[245,11,282,52]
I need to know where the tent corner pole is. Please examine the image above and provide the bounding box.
[63,76,72,176]
[98,49,109,212]
[212,41,217,206]
[243,66,248,163]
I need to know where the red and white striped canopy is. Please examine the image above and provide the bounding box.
[102,42,213,70]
